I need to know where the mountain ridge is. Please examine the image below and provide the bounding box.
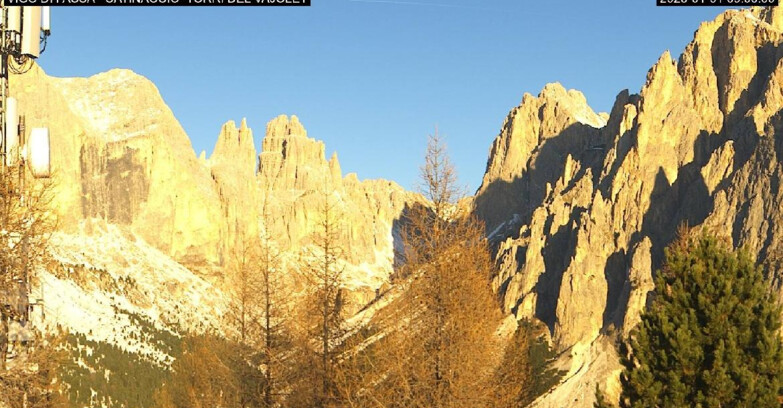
[473,5,783,406]
[8,5,783,407]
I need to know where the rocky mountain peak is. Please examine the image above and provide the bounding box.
[474,82,605,232]
[209,118,257,178]
[266,114,308,139]
[756,5,783,30]
[208,119,261,254]
[329,151,343,189]
[538,82,568,100]
[53,68,180,145]
[258,115,334,191]
[473,6,783,407]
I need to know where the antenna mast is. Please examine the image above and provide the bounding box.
[0,5,51,177]
[0,3,50,370]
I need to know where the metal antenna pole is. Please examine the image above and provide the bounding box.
[1,3,7,177]
[0,4,50,369]
[0,4,7,372]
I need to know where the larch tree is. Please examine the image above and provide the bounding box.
[0,164,63,408]
[256,205,293,408]
[224,202,295,408]
[292,189,349,408]
[0,331,68,408]
[153,333,242,408]
[225,231,265,408]
[0,166,54,365]
[380,131,503,408]
[226,231,261,347]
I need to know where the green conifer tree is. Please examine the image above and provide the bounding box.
[620,233,783,407]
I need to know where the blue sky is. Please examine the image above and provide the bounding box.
[38,1,738,192]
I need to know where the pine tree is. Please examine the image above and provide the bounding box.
[620,232,783,407]
[492,322,534,408]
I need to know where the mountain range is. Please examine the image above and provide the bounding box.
[11,5,783,407]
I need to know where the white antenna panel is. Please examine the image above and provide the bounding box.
[41,7,50,33]
[6,7,21,34]
[28,128,50,179]
[5,97,18,167]
[21,7,41,58]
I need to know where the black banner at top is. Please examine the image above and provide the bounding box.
[658,0,777,5]
[4,0,310,5]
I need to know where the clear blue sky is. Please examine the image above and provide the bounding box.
[37,1,738,192]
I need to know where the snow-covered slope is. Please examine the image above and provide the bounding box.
[35,220,227,365]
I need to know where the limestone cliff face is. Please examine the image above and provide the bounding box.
[12,67,226,268]
[474,83,607,234]
[258,115,421,296]
[8,67,423,407]
[259,115,330,192]
[12,68,418,295]
[475,6,783,406]
[208,119,261,261]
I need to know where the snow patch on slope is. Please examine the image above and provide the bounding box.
[53,70,164,143]
[573,106,607,129]
[37,220,227,363]
[529,337,621,408]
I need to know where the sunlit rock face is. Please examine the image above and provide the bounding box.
[11,67,420,295]
[474,6,783,406]
[257,114,422,297]
[5,65,425,408]
[12,67,227,268]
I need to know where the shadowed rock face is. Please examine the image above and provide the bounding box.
[474,83,608,235]
[80,142,150,225]
[474,6,783,406]
[11,67,420,295]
